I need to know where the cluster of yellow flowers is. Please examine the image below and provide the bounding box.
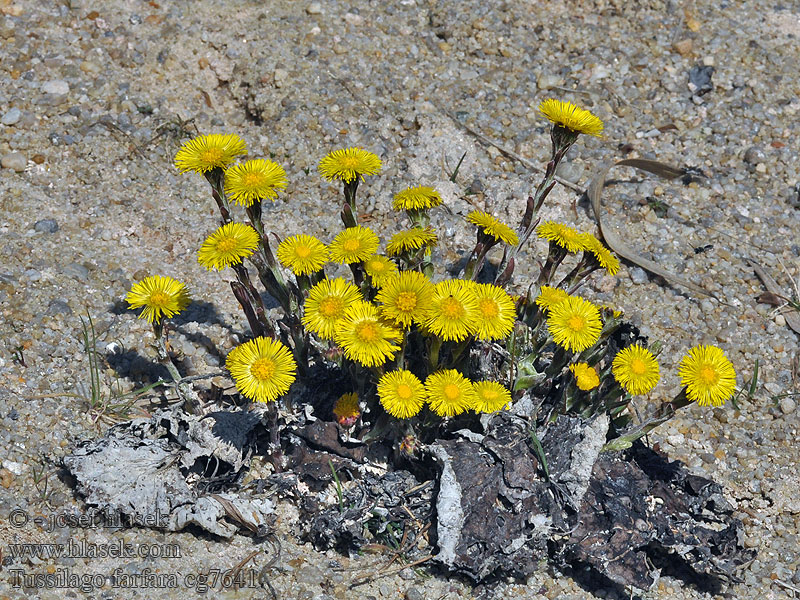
[124,97,738,440]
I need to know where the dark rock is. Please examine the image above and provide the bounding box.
[46,299,72,315]
[34,219,59,233]
[688,65,714,96]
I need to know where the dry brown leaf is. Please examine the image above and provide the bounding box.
[587,158,716,299]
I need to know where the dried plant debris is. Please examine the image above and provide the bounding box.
[62,407,273,539]
[426,412,752,590]
[302,470,433,553]
[560,443,755,592]
[62,405,752,592]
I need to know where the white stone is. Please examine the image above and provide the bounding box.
[2,107,21,125]
[41,79,69,95]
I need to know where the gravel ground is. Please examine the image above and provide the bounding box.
[1,1,799,598]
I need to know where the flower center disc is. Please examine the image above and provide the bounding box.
[441,297,464,319]
[699,365,718,385]
[397,383,413,400]
[318,297,343,318]
[200,148,223,164]
[443,383,461,401]
[567,315,585,331]
[149,291,169,307]
[343,239,361,253]
[250,357,276,381]
[217,237,238,253]
[355,321,380,343]
[294,245,311,258]
[243,172,266,188]
[479,298,499,319]
[396,291,418,312]
[341,156,359,169]
[630,359,647,376]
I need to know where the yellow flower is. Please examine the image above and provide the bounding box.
[425,370,477,417]
[569,363,600,391]
[612,345,660,396]
[376,270,435,328]
[174,133,247,174]
[547,296,602,352]
[277,234,329,276]
[333,392,361,427]
[126,275,190,324]
[319,147,382,183]
[385,227,438,257]
[535,285,570,312]
[424,279,479,342]
[678,345,736,407]
[580,233,620,276]
[329,226,379,264]
[224,159,287,206]
[392,186,443,211]
[472,283,516,341]
[466,210,519,246]
[536,221,586,253]
[538,98,604,137]
[363,254,398,286]
[197,222,260,271]
[302,278,363,340]
[378,370,426,419]
[472,381,512,412]
[333,301,402,367]
[226,337,296,403]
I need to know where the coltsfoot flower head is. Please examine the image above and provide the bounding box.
[537,221,586,254]
[329,226,380,264]
[126,275,190,324]
[226,337,296,403]
[333,392,361,427]
[678,345,736,407]
[333,301,402,367]
[539,98,604,137]
[392,186,443,211]
[224,159,287,206]
[385,227,438,257]
[580,232,620,276]
[472,381,512,413]
[466,210,519,246]
[302,278,363,340]
[363,254,398,286]
[473,283,516,341]
[547,296,602,352]
[378,370,426,419]
[612,344,660,396]
[424,279,479,342]
[277,234,329,276]
[174,133,247,174]
[197,222,260,271]
[376,270,435,328]
[319,147,382,183]
[426,370,477,417]
[535,285,570,312]
[569,362,600,391]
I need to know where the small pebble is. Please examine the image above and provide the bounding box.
[306,2,322,14]
[779,397,796,415]
[41,79,70,95]
[1,152,26,171]
[34,218,59,233]
[629,267,649,284]
[2,107,22,125]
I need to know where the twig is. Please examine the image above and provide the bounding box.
[349,555,433,588]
